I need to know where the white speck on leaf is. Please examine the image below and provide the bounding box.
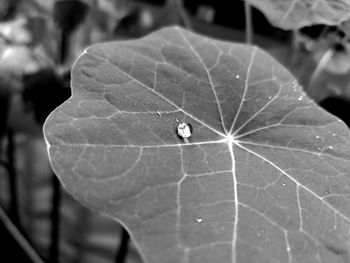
[235,75,240,79]
[257,228,265,237]
[177,122,192,139]
[196,217,203,223]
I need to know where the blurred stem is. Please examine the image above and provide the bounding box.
[245,0,253,44]
[291,29,299,51]
[49,174,61,263]
[289,29,299,67]
[72,208,90,263]
[115,227,130,263]
[0,91,9,140]
[173,0,192,30]
[0,206,45,263]
[57,29,69,65]
[309,48,333,90]
[6,129,19,226]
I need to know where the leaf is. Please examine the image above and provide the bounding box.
[43,26,350,263]
[247,0,350,30]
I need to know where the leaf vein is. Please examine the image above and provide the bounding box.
[230,47,257,134]
[235,143,350,223]
[236,141,350,161]
[175,28,227,134]
[86,50,225,137]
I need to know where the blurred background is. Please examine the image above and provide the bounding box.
[1,0,350,263]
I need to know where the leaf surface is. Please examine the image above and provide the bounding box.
[248,0,350,29]
[44,27,350,263]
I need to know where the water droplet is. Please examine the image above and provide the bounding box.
[317,147,322,151]
[286,246,291,252]
[177,122,192,139]
[297,96,303,101]
[196,217,203,223]
[235,75,240,79]
[332,133,336,136]
[156,111,161,116]
[281,181,287,186]
[328,146,334,150]
[268,96,272,99]
[315,135,321,140]
[175,118,179,123]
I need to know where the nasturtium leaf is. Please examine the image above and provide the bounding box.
[247,0,350,30]
[43,26,350,263]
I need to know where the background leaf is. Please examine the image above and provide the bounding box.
[248,0,350,30]
[44,26,350,263]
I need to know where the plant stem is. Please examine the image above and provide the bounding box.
[173,0,192,30]
[309,48,333,90]
[57,29,68,65]
[6,129,19,226]
[49,174,61,263]
[115,227,130,263]
[244,0,253,44]
[0,206,45,263]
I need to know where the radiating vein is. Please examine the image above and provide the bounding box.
[175,28,228,134]
[51,138,228,148]
[229,47,257,134]
[235,142,350,223]
[228,137,238,263]
[283,230,292,263]
[236,141,350,161]
[296,184,303,231]
[234,120,338,139]
[176,146,186,249]
[86,51,226,138]
[233,81,281,136]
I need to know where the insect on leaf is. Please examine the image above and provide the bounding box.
[43,26,350,263]
[247,0,350,30]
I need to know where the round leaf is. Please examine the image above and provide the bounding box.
[44,26,350,263]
